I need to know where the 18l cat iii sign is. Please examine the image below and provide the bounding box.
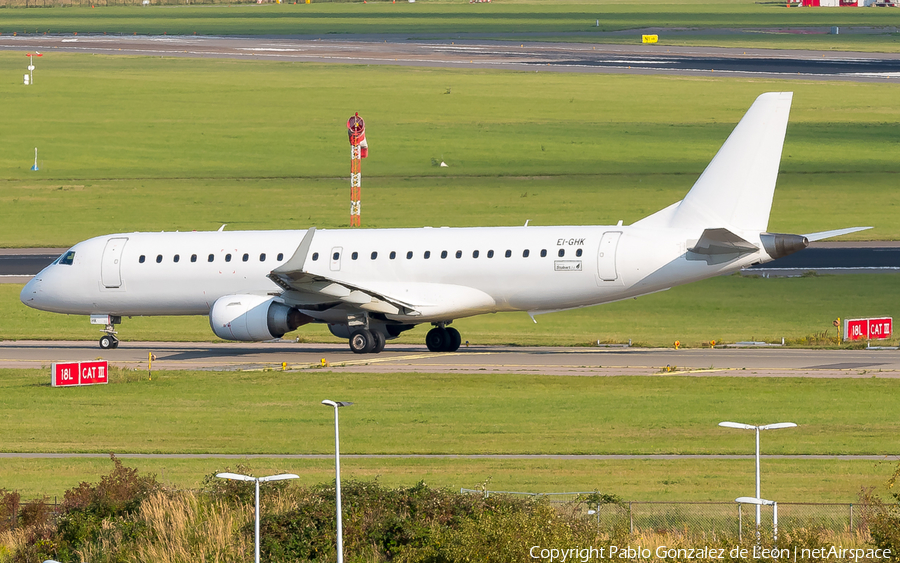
[843,317,893,341]
[51,361,109,387]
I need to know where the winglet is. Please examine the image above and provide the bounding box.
[273,227,316,276]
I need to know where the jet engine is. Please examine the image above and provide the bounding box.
[209,294,311,341]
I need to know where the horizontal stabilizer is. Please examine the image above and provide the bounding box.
[803,226,872,242]
[688,228,758,255]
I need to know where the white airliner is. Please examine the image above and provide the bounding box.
[21,92,867,353]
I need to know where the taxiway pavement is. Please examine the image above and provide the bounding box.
[2,34,900,82]
[2,340,898,378]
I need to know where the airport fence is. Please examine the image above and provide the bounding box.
[460,490,862,537]
[3,492,865,539]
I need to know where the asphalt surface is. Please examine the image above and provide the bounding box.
[2,340,898,377]
[2,34,900,82]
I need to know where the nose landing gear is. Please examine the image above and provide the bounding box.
[99,333,119,350]
[91,314,121,349]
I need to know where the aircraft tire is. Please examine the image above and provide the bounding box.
[425,327,448,352]
[445,327,461,352]
[372,331,386,353]
[349,329,376,354]
[99,335,116,350]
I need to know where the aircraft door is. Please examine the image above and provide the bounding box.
[101,237,128,288]
[597,231,621,282]
[330,246,343,272]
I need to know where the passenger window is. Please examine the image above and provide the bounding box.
[424,251,431,259]
[390,251,396,260]
[242,253,249,262]
[225,254,232,262]
[260,253,266,262]
[472,250,479,258]
[523,249,530,258]
[540,249,547,258]
[371,251,378,260]
[174,254,180,263]
[139,255,146,264]
[333,252,340,261]
[59,251,76,265]
[156,255,163,263]
[312,252,319,261]
[487,250,494,258]
[455,250,462,259]
[352,252,358,260]
[505,250,512,258]
[441,250,448,259]
[576,248,583,257]
[191,254,197,263]
[407,251,413,260]
[208,254,215,262]
[277,253,284,261]
[558,249,565,257]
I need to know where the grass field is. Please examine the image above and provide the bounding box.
[4,273,900,347]
[2,54,900,246]
[2,1,900,52]
[0,367,897,500]
[2,456,896,503]
[2,6,900,507]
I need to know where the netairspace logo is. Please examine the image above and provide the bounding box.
[529,544,893,562]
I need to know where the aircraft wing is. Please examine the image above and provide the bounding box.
[269,228,496,320]
[268,229,420,316]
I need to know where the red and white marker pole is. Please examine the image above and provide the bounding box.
[25,52,42,85]
[347,113,367,227]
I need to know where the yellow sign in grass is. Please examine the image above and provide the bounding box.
[642,34,659,44]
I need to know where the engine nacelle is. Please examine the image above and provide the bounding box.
[210,294,310,341]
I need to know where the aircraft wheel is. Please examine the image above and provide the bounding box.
[425,327,448,352]
[110,339,119,349]
[371,331,386,354]
[349,329,375,354]
[99,335,116,350]
[445,327,462,352]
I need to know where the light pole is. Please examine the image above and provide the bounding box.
[216,471,299,563]
[719,421,796,538]
[322,400,353,563]
[736,496,778,542]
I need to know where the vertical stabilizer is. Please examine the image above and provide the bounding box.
[648,92,793,233]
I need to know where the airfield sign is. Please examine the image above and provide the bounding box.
[843,317,892,341]
[51,360,109,387]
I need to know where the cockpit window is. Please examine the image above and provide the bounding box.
[58,251,76,266]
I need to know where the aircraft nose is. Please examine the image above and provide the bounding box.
[20,276,43,308]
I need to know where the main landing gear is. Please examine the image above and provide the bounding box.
[426,325,461,352]
[348,328,386,354]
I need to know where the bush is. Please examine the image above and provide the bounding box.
[0,490,20,533]
[860,461,900,558]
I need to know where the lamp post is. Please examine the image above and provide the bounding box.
[736,496,778,541]
[323,400,353,563]
[719,421,796,538]
[216,471,299,563]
